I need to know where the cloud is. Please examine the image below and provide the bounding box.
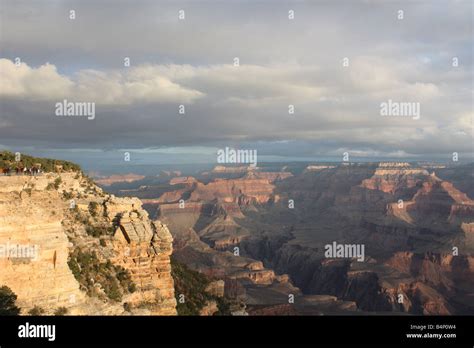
[0,59,204,104]
[0,59,73,100]
[0,0,472,163]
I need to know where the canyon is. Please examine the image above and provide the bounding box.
[1,159,472,316]
[110,162,474,315]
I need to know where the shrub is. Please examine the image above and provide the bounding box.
[54,307,68,316]
[53,177,62,189]
[132,209,141,218]
[68,257,81,279]
[62,190,73,200]
[85,225,113,238]
[0,286,21,315]
[105,278,122,302]
[28,306,45,316]
[116,266,136,293]
[88,202,99,217]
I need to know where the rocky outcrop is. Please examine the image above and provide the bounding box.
[231,269,276,285]
[199,215,249,250]
[406,282,454,315]
[386,251,473,289]
[248,304,298,315]
[169,176,198,186]
[342,271,391,311]
[153,189,190,203]
[0,173,176,315]
[199,300,219,316]
[205,280,225,297]
[462,223,474,248]
[109,202,176,314]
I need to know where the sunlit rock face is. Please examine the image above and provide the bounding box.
[0,173,176,315]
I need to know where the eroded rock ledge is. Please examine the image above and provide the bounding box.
[0,173,176,315]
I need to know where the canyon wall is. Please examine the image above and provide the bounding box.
[0,176,86,314]
[0,173,176,315]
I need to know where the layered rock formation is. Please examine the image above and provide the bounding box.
[0,175,85,314]
[387,173,474,229]
[106,198,177,314]
[110,161,474,315]
[360,163,429,194]
[189,177,277,205]
[0,173,176,315]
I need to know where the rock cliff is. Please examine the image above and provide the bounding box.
[0,173,176,315]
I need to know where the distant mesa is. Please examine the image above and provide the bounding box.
[304,165,336,172]
[378,162,411,168]
[242,171,293,182]
[360,162,430,194]
[188,176,277,205]
[375,162,428,175]
[158,170,182,178]
[94,174,145,186]
[212,165,259,173]
[169,176,198,186]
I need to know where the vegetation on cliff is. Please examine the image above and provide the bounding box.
[0,286,20,315]
[0,151,81,172]
[171,258,231,315]
[68,249,136,302]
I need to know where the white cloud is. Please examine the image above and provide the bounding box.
[0,59,73,99]
[0,59,204,104]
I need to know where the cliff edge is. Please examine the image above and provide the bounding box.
[0,172,176,315]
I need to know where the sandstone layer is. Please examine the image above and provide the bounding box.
[0,173,176,315]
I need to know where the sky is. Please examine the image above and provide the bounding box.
[0,0,473,170]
